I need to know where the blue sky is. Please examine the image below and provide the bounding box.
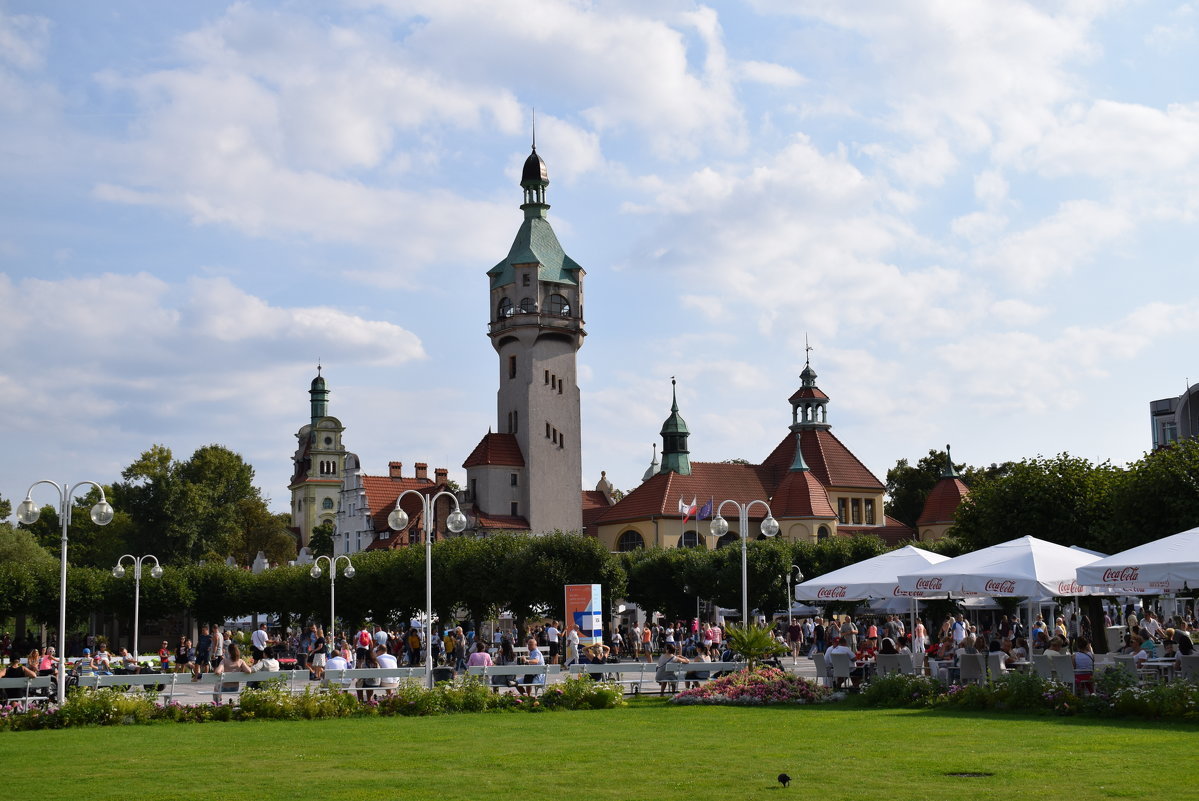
[2,0,1197,517]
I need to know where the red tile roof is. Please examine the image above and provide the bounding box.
[788,386,828,401]
[593,462,773,526]
[462,433,525,468]
[472,508,530,531]
[761,429,884,491]
[361,474,437,534]
[771,469,837,518]
[916,477,970,526]
[581,489,613,537]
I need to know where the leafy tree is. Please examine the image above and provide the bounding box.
[114,444,274,563]
[232,503,297,567]
[0,493,11,520]
[308,521,335,558]
[885,448,1013,527]
[1101,439,1199,553]
[951,453,1118,550]
[0,523,54,565]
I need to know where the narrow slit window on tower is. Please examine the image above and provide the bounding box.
[546,422,551,438]
[544,370,549,384]
[511,502,519,517]
[522,273,531,287]
[558,382,563,395]
[508,355,516,379]
[510,473,518,487]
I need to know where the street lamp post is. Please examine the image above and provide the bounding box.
[112,554,163,658]
[786,564,803,632]
[387,490,467,687]
[310,555,355,645]
[16,480,114,704]
[710,500,780,624]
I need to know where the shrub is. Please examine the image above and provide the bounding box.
[860,673,943,708]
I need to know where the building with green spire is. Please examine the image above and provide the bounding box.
[289,366,347,548]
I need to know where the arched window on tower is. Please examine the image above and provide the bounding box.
[518,297,537,314]
[497,297,514,319]
[547,294,570,317]
[322,498,334,510]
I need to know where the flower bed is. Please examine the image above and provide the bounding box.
[671,666,832,706]
[0,675,624,732]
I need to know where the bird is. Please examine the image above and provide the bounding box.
[778,773,791,788]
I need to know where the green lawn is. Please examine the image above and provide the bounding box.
[1,699,1189,800]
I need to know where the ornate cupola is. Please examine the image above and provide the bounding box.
[941,444,962,478]
[789,347,830,432]
[659,379,692,476]
[309,364,329,426]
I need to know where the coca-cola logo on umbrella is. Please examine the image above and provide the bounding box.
[1057,580,1083,594]
[1102,567,1139,583]
[915,577,943,591]
[984,579,1016,594]
[817,586,847,599]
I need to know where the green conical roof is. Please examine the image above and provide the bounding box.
[488,215,582,289]
[660,380,690,436]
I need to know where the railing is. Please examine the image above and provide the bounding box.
[488,313,584,336]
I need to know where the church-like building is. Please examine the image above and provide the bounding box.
[593,358,924,550]
[287,368,346,548]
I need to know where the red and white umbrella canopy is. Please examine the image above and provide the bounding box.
[897,536,1101,599]
[1075,526,1199,594]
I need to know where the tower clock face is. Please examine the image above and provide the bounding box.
[324,436,333,445]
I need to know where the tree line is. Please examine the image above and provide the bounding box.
[886,439,1199,555]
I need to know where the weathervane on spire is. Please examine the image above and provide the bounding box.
[317,360,322,376]
[531,108,537,151]
[804,334,812,366]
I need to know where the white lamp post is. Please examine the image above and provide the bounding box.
[787,564,803,632]
[709,499,779,624]
[16,480,114,704]
[387,489,467,687]
[112,554,163,659]
[310,555,355,645]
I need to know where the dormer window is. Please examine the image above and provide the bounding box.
[522,273,531,287]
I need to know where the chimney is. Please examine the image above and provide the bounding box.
[388,461,403,478]
[415,462,429,481]
[434,467,448,485]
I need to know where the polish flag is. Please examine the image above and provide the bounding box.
[679,497,698,523]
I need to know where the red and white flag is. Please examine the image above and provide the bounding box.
[679,497,697,523]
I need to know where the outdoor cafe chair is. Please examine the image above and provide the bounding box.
[1032,654,1054,680]
[958,653,986,686]
[828,652,854,689]
[1048,654,1076,684]
[809,655,831,687]
[875,654,901,677]
[896,653,916,675]
[1179,655,1199,683]
[986,652,1006,680]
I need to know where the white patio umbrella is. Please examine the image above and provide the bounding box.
[897,536,1103,642]
[1076,526,1199,594]
[796,545,950,649]
[795,545,950,601]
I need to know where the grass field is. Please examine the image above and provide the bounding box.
[1,699,1189,800]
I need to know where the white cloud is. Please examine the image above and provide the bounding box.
[737,60,807,87]
[975,199,1134,288]
[0,11,50,70]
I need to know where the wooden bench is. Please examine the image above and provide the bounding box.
[666,661,743,690]
[466,664,560,695]
[76,672,183,703]
[0,675,53,710]
[566,662,657,693]
[192,670,294,703]
[321,667,426,692]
